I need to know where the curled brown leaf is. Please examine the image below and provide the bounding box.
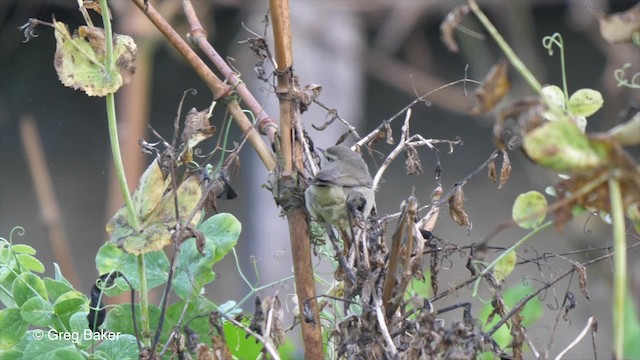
[448,185,471,229]
[440,4,470,53]
[499,150,511,189]
[471,59,511,115]
[575,263,591,300]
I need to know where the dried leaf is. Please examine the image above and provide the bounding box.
[262,296,286,347]
[83,0,106,16]
[471,59,511,115]
[448,185,471,229]
[405,147,423,175]
[488,157,497,184]
[575,263,591,300]
[598,3,640,44]
[499,150,511,189]
[440,4,470,52]
[296,84,322,113]
[493,99,544,150]
[181,108,216,149]
[53,20,136,96]
[247,296,264,340]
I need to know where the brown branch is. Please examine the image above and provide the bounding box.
[268,0,323,358]
[19,115,80,289]
[181,0,278,152]
[129,0,276,171]
[270,0,294,176]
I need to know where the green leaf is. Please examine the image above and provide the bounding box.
[12,272,48,306]
[0,266,17,308]
[16,254,45,273]
[20,296,55,327]
[512,191,548,229]
[104,304,168,342]
[199,213,242,263]
[568,88,603,117]
[11,244,36,255]
[44,278,74,304]
[53,263,72,287]
[172,213,240,299]
[68,312,92,349]
[0,308,28,350]
[22,336,83,360]
[493,250,516,282]
[623,294,640,359]
[95,243,169,294]
[53,291,88,330]
[172,237,216,300]
[0,349,22,359]
[541,85,567,109]
[522,119,607,172]
[94,334,139,360]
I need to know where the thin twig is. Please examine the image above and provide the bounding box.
[374,293,398,357]
[554,317,597,360]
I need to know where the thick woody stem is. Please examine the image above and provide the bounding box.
[269,1,324,358]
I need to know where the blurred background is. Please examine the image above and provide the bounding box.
[1,0,638,358]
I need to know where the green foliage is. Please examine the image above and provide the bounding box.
[95,243,169,294]
[511,191,548,229]
[173,213,241,299]
[1,220,243,359]
[623,294,640,359]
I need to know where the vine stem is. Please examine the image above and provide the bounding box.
[98,0,150,344]
[472,220,553,297]
[609,176,626,359]
[468,0,542,94]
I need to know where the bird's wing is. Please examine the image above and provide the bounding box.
[314,166,373,188]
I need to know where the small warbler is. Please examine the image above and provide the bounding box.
[305,146,375,227]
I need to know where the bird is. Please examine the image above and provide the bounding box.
[305,145,375,227]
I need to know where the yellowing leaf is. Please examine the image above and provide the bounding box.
[494,250,516,282]
[53,20,136,96]
[512,191,548,229]
[132,159,169,222]
[523,119,607,172]
[108,173,204,255]
[568,89,603,117]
